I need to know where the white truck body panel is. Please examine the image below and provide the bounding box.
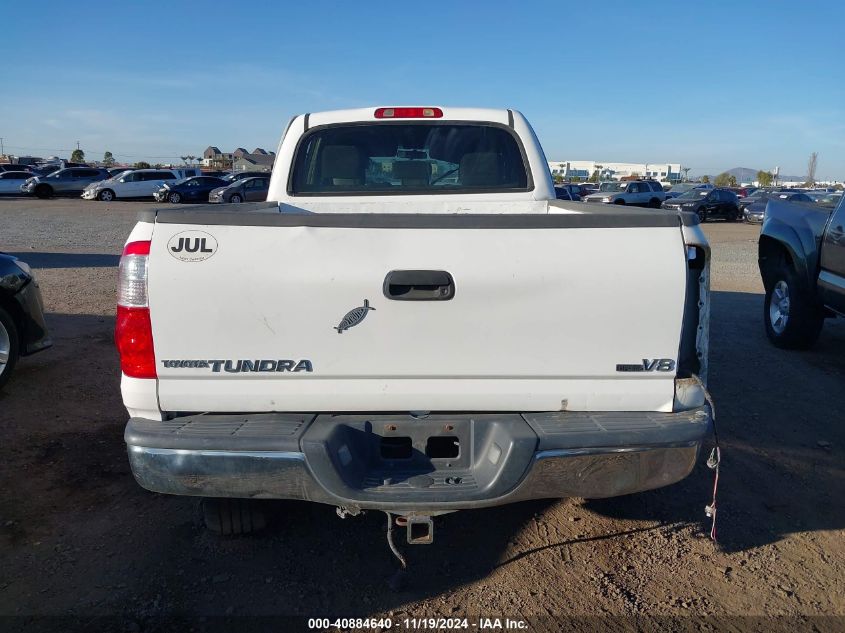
[122,107,705,419]
[148,220,685,413]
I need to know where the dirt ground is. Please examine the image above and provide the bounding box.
[1,199,843,632]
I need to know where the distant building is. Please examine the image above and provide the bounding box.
[549,160,682,183]
[203,146,275,170]
[203,146,234,168]
[233,153,275,172]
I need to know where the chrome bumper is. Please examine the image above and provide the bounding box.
[126,408,710,513]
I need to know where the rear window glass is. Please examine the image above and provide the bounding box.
[290,123,529,195]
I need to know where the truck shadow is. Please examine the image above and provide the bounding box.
[584,289,845,554]
[5,251,120,269]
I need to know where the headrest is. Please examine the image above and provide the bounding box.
[321,145,365,184]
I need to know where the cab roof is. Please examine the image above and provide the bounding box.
[305,107,513,128]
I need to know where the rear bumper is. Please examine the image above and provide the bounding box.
[125,408,710,513]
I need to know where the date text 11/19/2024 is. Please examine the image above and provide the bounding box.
[308,617,529,630]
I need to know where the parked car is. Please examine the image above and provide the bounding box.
[759,195,845,348]
[664,182,713,200]
[814,192,842,208]
[82,168,200,201]
[221,170,269,184]
[738,188,773,213]
[20,167,110,198]
[665,183,696,199]
[582,180,666,207]
[153,176,228,203]
[117,105,713,538]
[30,161,87,174]
[744,191,814,224]
[727,186,757,198]
[553,186,579,201]
[28,165,62,177]
[662,188,740,222]
[106,167,134,178]
[209,176,270,203]
[0,253,51,390]
[0,164,32,173]
[559,183,595,199]
[739,188,795,211]
[0,172,34,195]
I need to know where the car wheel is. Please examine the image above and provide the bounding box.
[97,189,115,202]
[764,262,823,349]
[697,209,707,223]
[0,306,20,391]
[168,192,182,204]
[729,206,740,222]
[648,198,661,208]
[230,194,242,203]
[34,184,52,199]
[201,498,266,535]
[614,199,625,205]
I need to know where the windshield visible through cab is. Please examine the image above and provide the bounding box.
[677,190,708,200]
[599,182,626,192]
[290,123,529,195]
[670,183,695,194]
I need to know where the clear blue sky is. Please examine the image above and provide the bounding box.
[2,0,844,179]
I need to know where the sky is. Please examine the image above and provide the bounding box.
[2,0,844,179]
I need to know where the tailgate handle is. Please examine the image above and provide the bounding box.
[383,270,455,301]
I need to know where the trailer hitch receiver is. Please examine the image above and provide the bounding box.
[406,516,434,544]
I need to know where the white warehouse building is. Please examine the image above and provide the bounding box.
[549,160,683,182]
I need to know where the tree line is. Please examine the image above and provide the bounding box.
[64,149,188,170]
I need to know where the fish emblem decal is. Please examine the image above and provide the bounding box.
[334,299,375,333]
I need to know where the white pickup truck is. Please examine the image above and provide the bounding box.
[118,106,713,543]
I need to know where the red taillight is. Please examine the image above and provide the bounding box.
[374,107,443,119]
[115,306,157,378]
[123,240,150,256]
[116,239,155,378]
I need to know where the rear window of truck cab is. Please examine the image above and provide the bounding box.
[290,123,530,195]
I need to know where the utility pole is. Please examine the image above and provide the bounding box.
[76,141,80,151]
[1,137,4,156]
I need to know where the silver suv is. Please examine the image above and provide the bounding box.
[21,167,110,199]
[582,180,667,208]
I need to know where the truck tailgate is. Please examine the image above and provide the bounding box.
[148,212,687,413]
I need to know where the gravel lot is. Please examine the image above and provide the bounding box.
[1,198,843,631]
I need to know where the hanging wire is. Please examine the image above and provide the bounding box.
[693,374,721,543]
[385,512,407,569]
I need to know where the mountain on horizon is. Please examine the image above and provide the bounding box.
[722,166,805,182]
